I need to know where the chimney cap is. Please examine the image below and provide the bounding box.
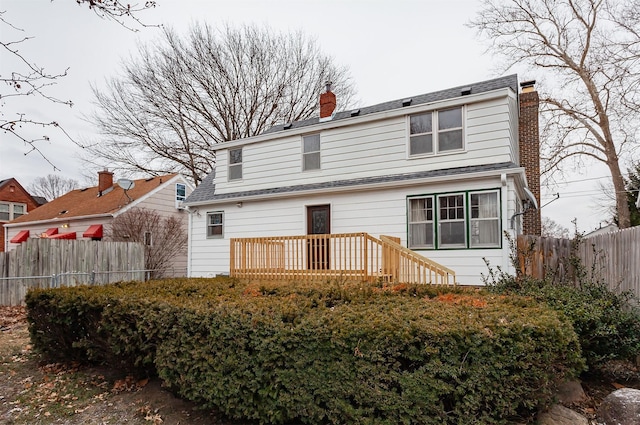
[520,80,536,93]
[325,81,333,92]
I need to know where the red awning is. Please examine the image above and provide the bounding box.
[10,230,29,243]
[83,224,103,239]
[42,228,58,237]
[49,232,77,240]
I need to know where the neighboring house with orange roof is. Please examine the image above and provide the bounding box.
[0,178,47,252]
[3,171,194,276]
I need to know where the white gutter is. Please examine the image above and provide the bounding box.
[186,166,528,207]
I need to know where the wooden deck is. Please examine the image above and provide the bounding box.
[230,233,456,285]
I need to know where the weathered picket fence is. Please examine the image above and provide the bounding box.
[517,226,640,298]
[0,238,145,305]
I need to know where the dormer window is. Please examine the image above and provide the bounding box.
[409,106,464,156]
[229,148,243,181]
[302,134,321,171]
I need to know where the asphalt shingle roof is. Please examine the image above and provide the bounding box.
[10,174,177,224]
[186,163,519,204]
[263,74,518,134]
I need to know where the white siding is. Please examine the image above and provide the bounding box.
[189,174,519,285]
[213,94,517,195]
[134,177,192,276]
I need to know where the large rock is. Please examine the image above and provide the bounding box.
[596,388,640,425]
[556,380,587,404]
[538,404,589,425]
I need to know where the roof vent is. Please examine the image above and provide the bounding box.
[283,123,293,130]
[461,87,472,96]
[402,98,412,107]
[350,109,360,117]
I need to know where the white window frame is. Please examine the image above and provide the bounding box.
[228,148,243,181]
[408,106,465,157]
[176,183,186,202]
[0,202,27,221]
[302,134,321,171]
[206,211,224,239]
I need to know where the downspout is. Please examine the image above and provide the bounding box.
[186,206,193,277]
[501,173,510,275]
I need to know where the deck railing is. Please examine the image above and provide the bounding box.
[229,232,455,285]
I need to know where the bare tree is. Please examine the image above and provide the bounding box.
[541,216,571,239]
[108,208,187,278]
[0,2,157,169]
[27,174,80,201]
[86,23,357,184]
[74,0,158,31]
[470,0,640,228]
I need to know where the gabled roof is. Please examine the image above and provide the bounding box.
[263,74,518,134]
[0,177,43,206]
[9,174,178,224]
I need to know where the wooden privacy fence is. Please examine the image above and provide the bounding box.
[230,232,456,285]
[517,226,640,298]
[0,238,145,305]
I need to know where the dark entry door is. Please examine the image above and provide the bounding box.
[307,205,330,270]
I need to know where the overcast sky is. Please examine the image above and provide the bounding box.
[0,0,619,233]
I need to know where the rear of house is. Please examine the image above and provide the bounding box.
[185,75,541,285]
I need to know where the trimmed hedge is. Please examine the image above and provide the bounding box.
[26,278,585,424]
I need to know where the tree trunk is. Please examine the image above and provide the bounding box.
[607,152,631,228]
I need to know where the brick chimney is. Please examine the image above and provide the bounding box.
[320,81,336,119]
[519,80,541,236]
[98,170,114,195]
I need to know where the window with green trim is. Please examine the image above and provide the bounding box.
[408,189,500,249]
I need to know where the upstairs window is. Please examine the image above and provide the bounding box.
[302,134,321,171]
[176,183,186,202]
[144,231,153,246]
[13,204,24,219]
[0,203,9,221]
[409,106,464,156]
[229,148,243,181]
[437,107,463,151]
[0,202,26,221]
[207,211,224,238]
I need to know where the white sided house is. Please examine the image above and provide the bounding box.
[185,75,541,285]
[4,172,194,276]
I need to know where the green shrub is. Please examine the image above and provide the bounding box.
[487,275,640,368]
[26,278,585,424]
